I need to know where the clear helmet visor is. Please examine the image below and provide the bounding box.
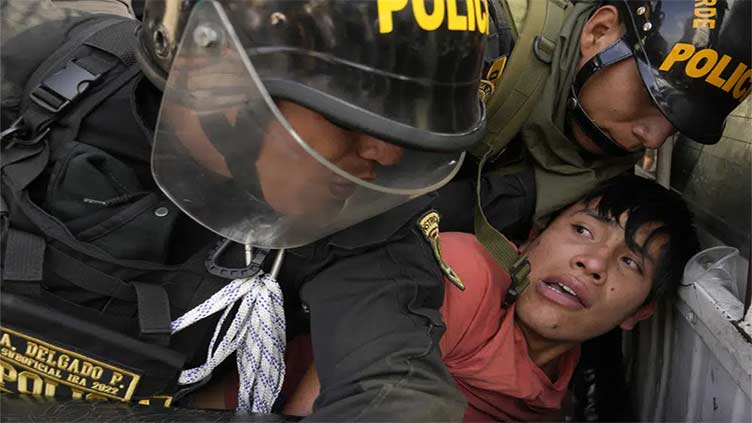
[152,1,463,248]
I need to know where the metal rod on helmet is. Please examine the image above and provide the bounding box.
[245,244,253,266]
[271,249,285,279]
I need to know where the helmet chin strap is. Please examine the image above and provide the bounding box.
[197,111,265,198]
[567,37,635,157]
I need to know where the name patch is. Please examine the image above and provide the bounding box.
[0,327,140,402]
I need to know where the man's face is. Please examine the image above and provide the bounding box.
[515,200,664,344]
[574,6,677,154]
[256,100,404,217]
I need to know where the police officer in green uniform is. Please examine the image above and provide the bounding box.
[434,2,750,419]
[0,0,490,419]
[436,0,752,239]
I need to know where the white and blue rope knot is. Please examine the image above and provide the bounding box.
[170,272,286,413]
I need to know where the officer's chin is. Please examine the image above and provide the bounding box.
[571,121,639,158]
[571,122,608,156]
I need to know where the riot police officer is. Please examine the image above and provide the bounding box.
[437,0,751,239]
[0,0,490,419]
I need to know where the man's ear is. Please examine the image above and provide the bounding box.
[578,5,623,68]
[619,301,657,330]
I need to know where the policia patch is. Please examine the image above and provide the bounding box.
[0,327,140,402]
[1,293,180,407]
[417,211,465,291]
[479,55,507,103]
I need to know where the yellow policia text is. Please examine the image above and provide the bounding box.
[0,327,140,402]
[659,43,752,101]
[378,0,489,34]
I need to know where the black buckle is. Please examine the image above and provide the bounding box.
[502,255,531,307]
[29,60,102,113]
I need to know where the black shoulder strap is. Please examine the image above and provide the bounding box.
[19,17,140,142]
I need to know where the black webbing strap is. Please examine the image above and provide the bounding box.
[84,20,138,66]
[1,229,45,281]
[0,141,48,191]
[567,37,633,157]
[47,247,171,345]
[572,36,634,93]
[33,20,142,148]
[132,281,171,346]
[47,246,136,301]
[21,17,128,106]
[11,18,139,141]
[7,188,177,273]
[2,17,123,142]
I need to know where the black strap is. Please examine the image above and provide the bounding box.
[6,187,180,273]
[21,17,129,108]
[11,18,125,137]
[0,142,49,191]
[573,37,633,93]
[84,20,138,65]
[1,229,46,281]
[47,246,136,301]
[567,37,634,157]
[5,18,139,144]
[47,246,172,345]
[567,89,630,157]
[132,281,171,346]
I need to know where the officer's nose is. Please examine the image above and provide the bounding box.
[633,113,676,150]
[572,246,609,285]
[356,135,404,166]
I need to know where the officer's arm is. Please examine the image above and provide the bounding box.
[299,223,466,421]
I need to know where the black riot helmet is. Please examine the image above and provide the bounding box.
[137,0,489,153]
[569,0,751,155]
[136,0,490,248]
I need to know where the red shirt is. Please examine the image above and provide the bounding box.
[438,232,580,422]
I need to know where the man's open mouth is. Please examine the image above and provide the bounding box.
[538,277,591,310]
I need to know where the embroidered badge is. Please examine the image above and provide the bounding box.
[479,55,508,103]
[417,211,465,291]
[0,326,140,402]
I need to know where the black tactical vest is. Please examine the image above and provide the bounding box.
[1,15,239,405]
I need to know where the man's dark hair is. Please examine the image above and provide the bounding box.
[580,173,699,303]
